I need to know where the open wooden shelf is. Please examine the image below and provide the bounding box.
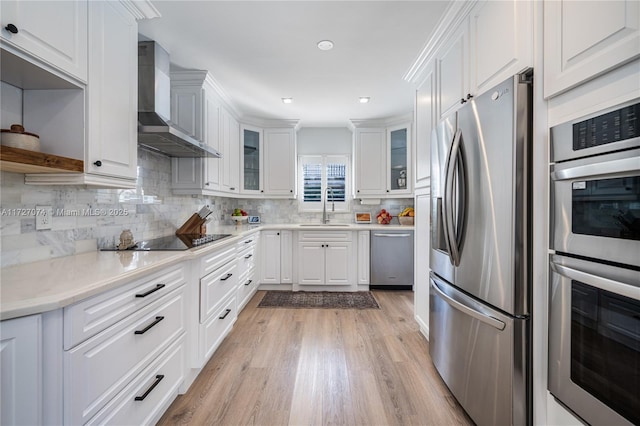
[0,145,84,174]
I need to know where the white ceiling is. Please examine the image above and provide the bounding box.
[138,1,450,128]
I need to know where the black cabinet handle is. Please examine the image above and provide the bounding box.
[4,24,18,34]
[219,308,232,319]
[244,239,253,244]
[386,189,390,192]
[466,93,473,100]
[230,187,235,190]
[220,273,233,281]
[205,182,210,186]
[321,244,325,248]
[277,232,279,236]
[244,254,252,259]
[244,279,252,286]
[134,316,164,335]
[93,160,102,167]
[134,375,164,401]
[290,189,293,193]
[460,98,467,104]
[135,284,165,298]
[260,190,264,193]
[357,190,360,193]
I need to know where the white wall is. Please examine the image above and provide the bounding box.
[297,127,352,155]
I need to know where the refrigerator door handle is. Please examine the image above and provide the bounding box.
[431,277,506,331]
[444,129,464,266]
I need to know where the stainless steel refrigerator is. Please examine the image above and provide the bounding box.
[429,70,532,426]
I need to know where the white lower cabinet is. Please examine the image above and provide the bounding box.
[196,243,238,366]
[357,231,370,286]
[414,188,431,336]
[297,231,355,288]
[236,233,259,311]
[64,286,186,425]
[86,335,186,426]
[260,230,292,285]
[0,315,42,426]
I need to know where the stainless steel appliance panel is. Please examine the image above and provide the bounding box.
[551,100,639,162]
[548,254,640,426]
[429,273,529,426]
[551,147,640,267]
[430,114,457,284]
[452,75,531,316]
[370,231,414,287]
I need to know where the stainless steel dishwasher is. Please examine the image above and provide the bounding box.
[370,230,414,289]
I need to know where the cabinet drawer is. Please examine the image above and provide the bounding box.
[236,233,259,251]
[237,244,256,272]
[86,335,185,426]
[64,287,186,425]
[237,267,257,311]
[200,244,236,277]
[200,260,238,323]
[64,265,185,350]
[298,231,352,242]
[200,296,236,362]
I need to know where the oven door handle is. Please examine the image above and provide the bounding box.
[551,156,640,181]
[550,262,640,301]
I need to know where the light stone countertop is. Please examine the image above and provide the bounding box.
[0,223,413,320]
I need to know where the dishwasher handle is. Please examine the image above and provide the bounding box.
[373,233,412,238]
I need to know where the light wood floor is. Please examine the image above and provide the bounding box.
[158,290,473,426]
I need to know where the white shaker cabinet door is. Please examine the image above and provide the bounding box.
[261,230,281,284]
[324,242,352,285]
[469,0,533,96]
[415,64,435,188]
[0,315,42,426]
[298,242,325,285]
[86,0,138,179]
[544,0,640,98]
[436,20,469,119]
[354,128,386,196]
[263,128,296,197]
[0,0,88,82]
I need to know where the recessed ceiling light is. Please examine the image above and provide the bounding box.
[317,40,334,51]
[282,97,293,104]
[359,97,370,104]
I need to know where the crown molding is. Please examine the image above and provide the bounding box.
[349,112,413,129]
[170,70,242,120]
[241,117,300,130]
[120,0,161,21]
[403,0,477,85]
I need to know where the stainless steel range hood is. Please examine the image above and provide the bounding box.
[138,41,221,158]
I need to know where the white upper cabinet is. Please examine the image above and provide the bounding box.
[354,128,386,196]
[240,124,296,198]
[0,0,88,83]
[263,128,296,197]
[414,64,435,188]
[85,0,138,180]
[469,0,533,95]
[353,122,412,198]
[544,0,640,98]
[240,124,263,195]
[170,70,241,196]
[436,20,469,119]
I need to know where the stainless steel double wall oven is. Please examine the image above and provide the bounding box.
[549,100,640,426]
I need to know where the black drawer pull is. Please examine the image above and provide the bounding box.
[135,283,165,298]
[219,309,232,319]
[134,374,164,401]
[244,254,253,259]
[220,273,233,281]
[244,280,252,286]
[244,239,253,244]
[134,316,164,335]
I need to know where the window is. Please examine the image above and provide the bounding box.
[298,155,350,212]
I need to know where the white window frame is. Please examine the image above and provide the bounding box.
[298,154,351,213]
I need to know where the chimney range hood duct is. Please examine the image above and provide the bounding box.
[137,41,221,158]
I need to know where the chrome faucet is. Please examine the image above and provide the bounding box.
[322,186,335,224]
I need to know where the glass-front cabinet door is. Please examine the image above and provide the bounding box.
[388,123,411,195]
[241,125,262,194]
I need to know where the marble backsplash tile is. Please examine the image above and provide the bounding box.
[0,149,413,267]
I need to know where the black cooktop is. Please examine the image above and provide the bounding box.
[101,234,231,251]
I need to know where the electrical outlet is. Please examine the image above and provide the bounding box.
[35,205,52,230]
